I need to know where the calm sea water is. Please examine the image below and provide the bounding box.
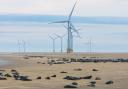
[0,22,128,52]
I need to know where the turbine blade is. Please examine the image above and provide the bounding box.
[70,23,81,38]
[49,21,68,24]
[70,22,78,32]
[54,34,61,38]
[49,35,53,39]
[69,0,79,21]
[62,24,68,29]
[54,33,66,38]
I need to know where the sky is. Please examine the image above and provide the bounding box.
[0,0,128,17]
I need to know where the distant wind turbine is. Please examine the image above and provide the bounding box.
[54,34,66,53]
[49,35,58,53]
[84,37,93,54]
[17,40,26,56]
[17,40,21,56]
[22,40,26,54]
[50,0,80,53]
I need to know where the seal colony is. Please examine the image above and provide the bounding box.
[0,53,128,89]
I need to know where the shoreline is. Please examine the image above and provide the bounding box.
[1,52,128,68]
[0,55,31,69]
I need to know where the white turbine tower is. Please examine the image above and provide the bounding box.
[17,40,21,56]
[55,34,65,53]
[51,0,79,53]
[84,37,93,54]
[22,40,26,54]
[17,40,26,56]
[49,36,58,53]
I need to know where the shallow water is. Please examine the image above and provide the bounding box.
[0,59,10,66]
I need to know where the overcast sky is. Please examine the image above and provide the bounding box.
[0,0,128,17]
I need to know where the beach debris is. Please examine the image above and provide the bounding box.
[95,77,101,80]
[60,71,68,73]
[36,76,42,79]
[74,68,82,71]
[51,75,56,77]
[64,84,78,88]
[92,69,98,71]
[105,80,114,85]
[81,75,92,79]
[64,76,81,80]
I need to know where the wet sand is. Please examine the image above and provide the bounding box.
[0,53,128,89]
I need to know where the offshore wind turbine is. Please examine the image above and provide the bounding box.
[49,35,58,53]
[51,0,80,53]
[17,40,26,56]
[84,37,92,54]
[17,40,21,56]
[55,34,65,53]
[22,40,26,54]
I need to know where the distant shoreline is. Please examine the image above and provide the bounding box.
[9,52,128,58]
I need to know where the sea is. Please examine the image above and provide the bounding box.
[0,21,128,53]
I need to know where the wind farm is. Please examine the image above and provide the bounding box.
[51,0,80,53]
[0,0,128,89]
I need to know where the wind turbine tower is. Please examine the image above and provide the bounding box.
[17,40,21,55]
[51,0,79,53]
[55,34,65,53]
[49,36,58,53]
[22,40,26,54]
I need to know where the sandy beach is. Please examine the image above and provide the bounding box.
[0,53,128,89]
